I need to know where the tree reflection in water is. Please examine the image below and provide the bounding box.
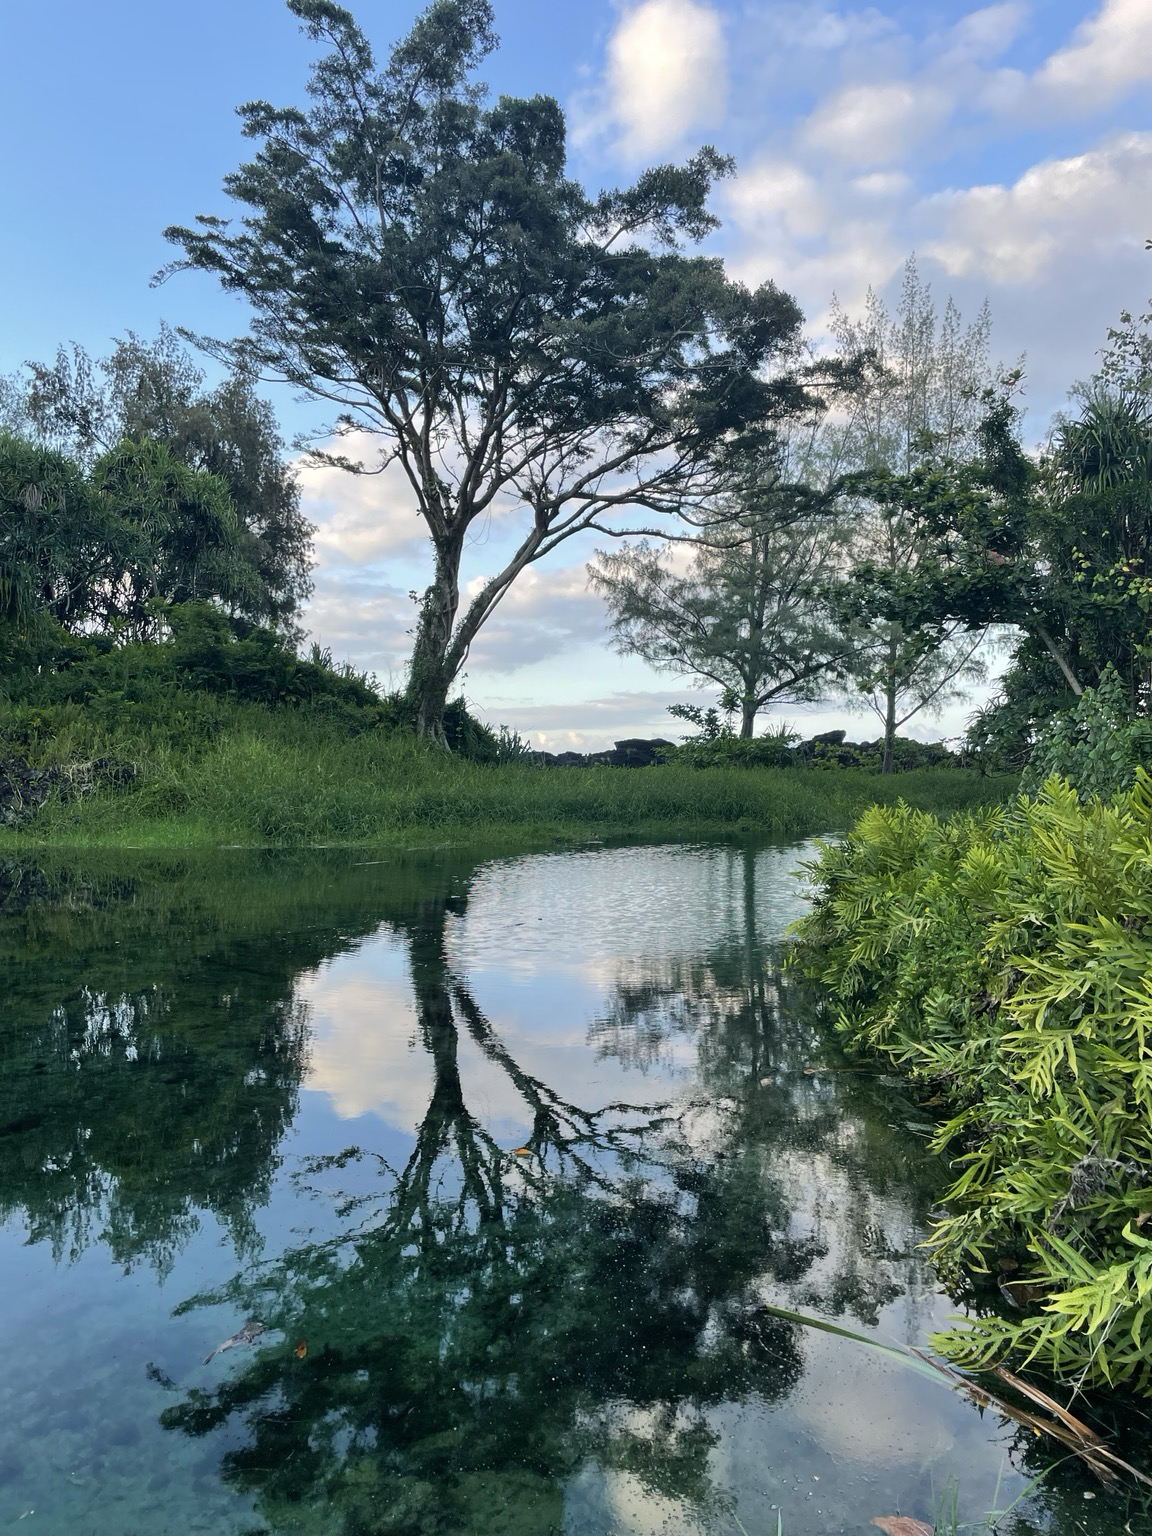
[158,849,946,1536]
[6,847,1132,1533]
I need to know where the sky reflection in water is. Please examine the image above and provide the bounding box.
[0,843,1140,1535]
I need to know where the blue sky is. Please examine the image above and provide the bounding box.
[4,1,1152,747]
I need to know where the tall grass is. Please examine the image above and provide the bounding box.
[1,703,1012,848]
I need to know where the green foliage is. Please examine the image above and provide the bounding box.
[1021,665,1152,799]
[5,603,380,722]
[668,731,798,770]
[663,707,961,773]
[0,432,133,630]
[0,431,271,642]
[793,777,1152,1391]
[0,681,1006,850]
[20,326,313,627]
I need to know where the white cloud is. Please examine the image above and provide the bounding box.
[922,130,1152,283]
[749,2,898,58]
[605,0,727,156]
[470,689,692,751]
[946,3,1028,63]
[298,437,427,567]
[1034,0,1152,114]
[725,160,829,241]
[463,563,610,673]
[801,80,953,165]
[723,155,903,314]
[302,575,416,683]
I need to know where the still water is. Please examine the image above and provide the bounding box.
[0,842,1144,1535]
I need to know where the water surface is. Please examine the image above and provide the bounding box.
[0,843,1144,1535]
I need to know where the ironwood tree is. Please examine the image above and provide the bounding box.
[162,0,814,743]
[589,473,851,739]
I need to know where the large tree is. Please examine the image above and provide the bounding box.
[161,0,812,742]
[16,327,313,631]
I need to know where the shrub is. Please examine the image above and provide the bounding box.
[793,776,1152,1391]
[1021,665,1152,800]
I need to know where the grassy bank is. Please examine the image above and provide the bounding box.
[1,702,1011,848]
[792,776,1152,1394]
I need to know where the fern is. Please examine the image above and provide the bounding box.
[792,774,1152,1391]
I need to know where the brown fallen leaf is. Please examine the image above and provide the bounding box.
[512,1147,532,1156]
[991,1365,1102,1447]
[871,1518,933,1536]
[1136,1211,1152,1228]
[294,1339,308,1359]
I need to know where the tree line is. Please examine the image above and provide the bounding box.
[3,0,1152,775]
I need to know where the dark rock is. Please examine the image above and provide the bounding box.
[0,753,135,825]
[808,729,847,746]
[535,738,673,769]
[0,757,58,825]
[611,738,674,767]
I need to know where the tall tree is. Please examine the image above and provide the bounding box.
[0,435,123,637]
[0,432,258,647]
[19,327,313,630]
[970,384,1152,755]
[589,473,849,738]
[161,0,813,743]
[828,258,999,769]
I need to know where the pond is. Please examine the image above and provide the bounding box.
[0,841,1145,1536]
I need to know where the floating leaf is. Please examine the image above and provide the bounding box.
[870,1518,933,1536]
[294,1339,307,1359]
[512,1147,532,1157]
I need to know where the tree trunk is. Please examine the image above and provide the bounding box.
[881,635,898,775]
[406,541,464,746]
[740,694,757,739]
[1035,625,1083,697]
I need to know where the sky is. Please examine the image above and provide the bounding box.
[3,0,1152,749]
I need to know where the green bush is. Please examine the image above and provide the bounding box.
[663,720,961,773]
[1021,664,1152,799]
[793,776,1152,1391]
[4,603,383,720]
[665,729,797,769]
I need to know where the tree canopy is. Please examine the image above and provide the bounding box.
[590,471,850,739]
[13,327,313,630]
[0,431,268,647]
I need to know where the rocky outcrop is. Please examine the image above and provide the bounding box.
[0,755,135,825]
[534,738,674,769]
